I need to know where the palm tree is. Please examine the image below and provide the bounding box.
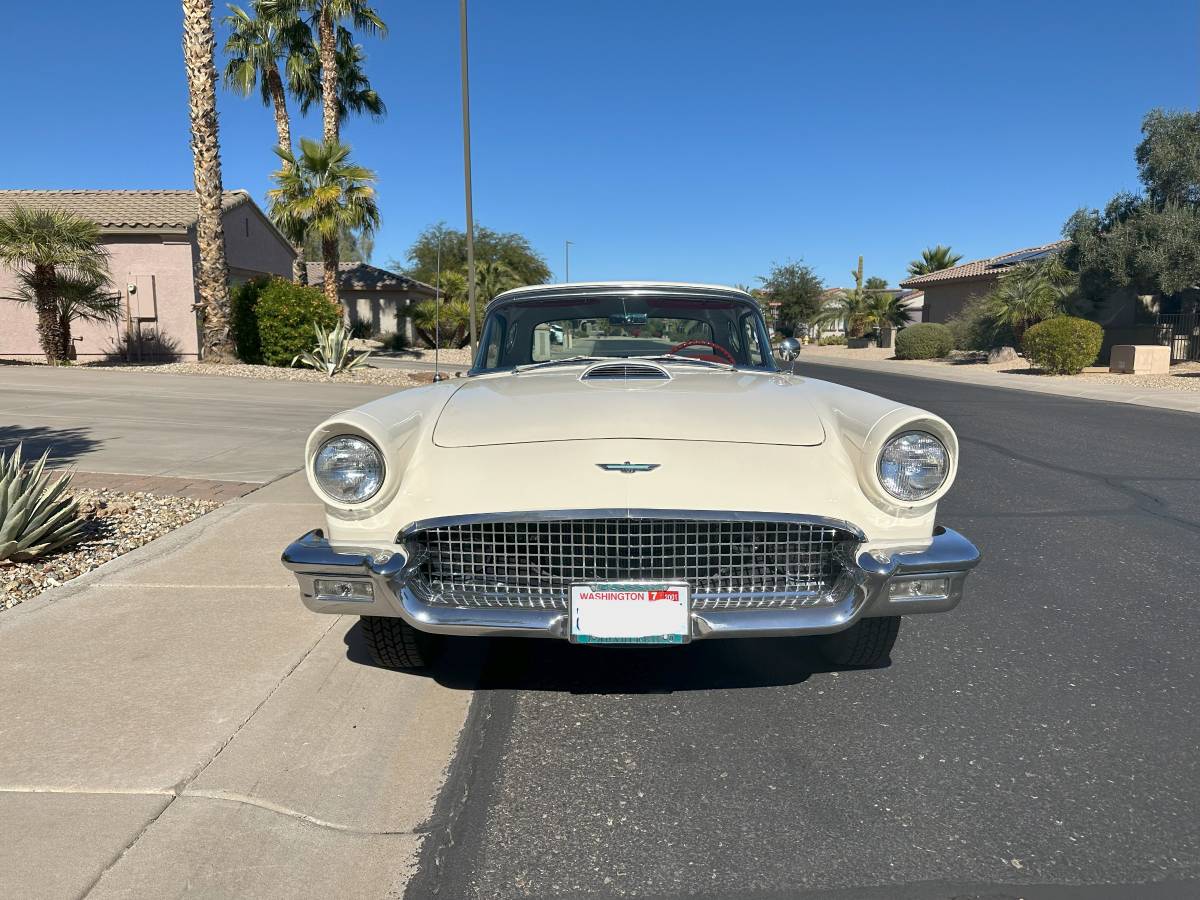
[813,290,872,338]
[985,264,1064,342]
[474,259,521,304]
[292,27,386,127]
[0,206,108,363]
[183,0,236,361]
[222,1,311,282]
[268,138,381,306]
[862,293,912,333]
[4,271,122,359]
[907,245,963,278]
[264,0,385,144]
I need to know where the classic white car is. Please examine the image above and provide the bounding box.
[282,282,979,671]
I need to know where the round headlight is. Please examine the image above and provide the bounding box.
[313,436,385,503]
[878,431,949,501]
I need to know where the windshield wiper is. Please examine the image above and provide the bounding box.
[631,353,737,371]
[513,355,605,374]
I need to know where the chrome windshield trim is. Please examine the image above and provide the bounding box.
[397,509,866,542]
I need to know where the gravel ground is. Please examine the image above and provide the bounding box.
[83,361,431,387]
[374,347,474,366]
[1,489,220,610]
[800,346,1200,391]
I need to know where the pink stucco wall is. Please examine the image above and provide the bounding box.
[0,203,294,361]
[0,235,199,361]
[222,204,294,282]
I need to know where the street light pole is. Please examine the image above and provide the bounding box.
[564,240,573,283]
[459,0,477,352]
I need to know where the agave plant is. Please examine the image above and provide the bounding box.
[292,319,372,376]
[0,444,88,563]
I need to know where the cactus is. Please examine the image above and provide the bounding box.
[292,319,372,377]
[0,444,88,562]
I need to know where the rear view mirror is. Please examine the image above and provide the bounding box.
[609,313,648,325]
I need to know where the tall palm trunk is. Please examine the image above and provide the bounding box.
[32,264,64,364]
[317,6,339,146]
[264,65,306,283]
[182,0,235,362]
[322,235,340,308]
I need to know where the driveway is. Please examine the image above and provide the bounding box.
[408,361,1200,899]
[0,366,396,483]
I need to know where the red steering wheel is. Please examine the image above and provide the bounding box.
[668,339,736,365]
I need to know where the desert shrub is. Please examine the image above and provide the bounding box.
[818,334,847,346]
[945,296,1017,351]
[0,443,87,562]
[254,279,342,367]
[895,323,954,360]
[230,277,269,363]
[102,328,185,363]
[1021,316,1103,374]
[348,319,375,340]
[378,331,408,352]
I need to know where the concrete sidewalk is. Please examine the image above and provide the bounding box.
[0,473,471,899]
[795,350,1200,415]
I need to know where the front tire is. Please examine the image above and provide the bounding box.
[361,615,442,671]
[818,616,900,668]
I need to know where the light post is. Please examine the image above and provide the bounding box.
[564,240,573,283]
[459,0,477,352]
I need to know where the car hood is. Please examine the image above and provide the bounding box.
[433,367,827,447]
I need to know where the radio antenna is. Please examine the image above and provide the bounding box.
[433,234,443,382]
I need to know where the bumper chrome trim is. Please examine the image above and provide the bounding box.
[280,524,980,638]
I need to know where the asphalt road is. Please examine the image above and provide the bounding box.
[405,361,1200,900]
[0,366,395,482]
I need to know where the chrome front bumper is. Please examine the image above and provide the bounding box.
[280,526,980,640]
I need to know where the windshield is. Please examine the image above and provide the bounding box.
[474,293,774,372]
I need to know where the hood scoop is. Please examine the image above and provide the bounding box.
[580,361,671,381]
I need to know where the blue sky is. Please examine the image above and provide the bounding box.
[1,1,1195,287]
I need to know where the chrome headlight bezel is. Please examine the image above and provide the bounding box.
[312,435,386,504]
[877,430,950,502]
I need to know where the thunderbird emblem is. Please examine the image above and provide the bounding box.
[597,462,660,474]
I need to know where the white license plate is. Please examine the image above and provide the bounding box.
[569,583,690,645]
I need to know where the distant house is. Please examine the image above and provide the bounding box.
[0,189,294,361]
[899,241,1069,323]
[305,261,437,343]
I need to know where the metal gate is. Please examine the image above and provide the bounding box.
[1157,312,1200,362]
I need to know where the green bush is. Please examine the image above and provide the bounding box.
[254,279,342,367]
[378,331,408,352]
[895,323,954,360]
[945,296,1017,351]
[1021,316,1103,374]
[230,277,269,363]
[818,334,847,346]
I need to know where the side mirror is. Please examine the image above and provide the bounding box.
[778,337,801,361]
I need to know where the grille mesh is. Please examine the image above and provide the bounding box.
[581,363,670,380]
[404,518,856,610]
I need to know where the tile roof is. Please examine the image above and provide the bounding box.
[0,189,253,233]
[899,240,1069,287]
[305,261,436,294]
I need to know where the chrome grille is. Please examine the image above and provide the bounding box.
[403,517,857,610]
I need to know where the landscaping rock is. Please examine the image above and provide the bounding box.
[988,346,1019,364]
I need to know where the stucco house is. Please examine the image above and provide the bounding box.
[899,241,1069,323]
[305,261,437,343]
[0,189,294,362]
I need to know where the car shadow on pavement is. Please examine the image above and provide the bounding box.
[0,424,101,467]
[343,621,886,693]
